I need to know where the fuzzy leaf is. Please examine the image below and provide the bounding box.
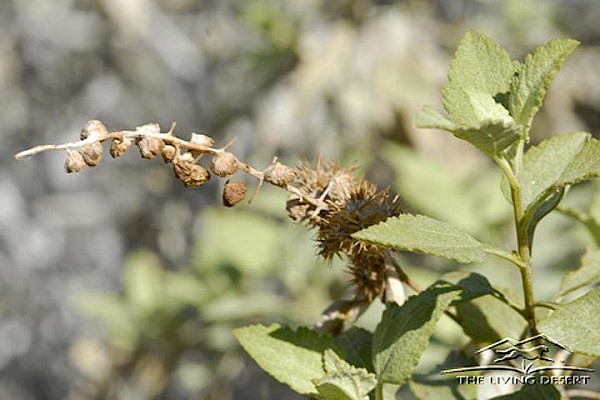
[417,104,521,158]
[353,214,488,263]
[313,350,377,400]
[539,287,600,356]
[559,248,600,297]
[456,294,527,343]
[442,30,516,126]
[489,383,561,400]
[234,324,338,395]
[509,38,580,131]
[519,131,600,213]
[334,328,373,372]
[372,282,462,384]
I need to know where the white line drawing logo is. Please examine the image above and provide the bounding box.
[442,333,594,376]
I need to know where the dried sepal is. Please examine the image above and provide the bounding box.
[189,133,213,157]
[161,145,177,163]
[263,161,297,187]
[136,136,165,160]
[80,120,108,140]
[79,142,103,167]
[222,181,247,207]
[64,150,86,173]
[172,152,210,187]
[109,133,133,158]
[210,151,238,177]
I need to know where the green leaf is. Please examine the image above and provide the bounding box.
[409,379,476,400]
[442,30,516,126]
[372,282,462,385]
[353,214,488,263]
[122,250,164,314]
[519,131,600,213]
[313,350,377,400]
[559,248,600,297]
[456,294,527,343]
[509,38,580,131]
[334,327,373,372]
[417,105,521,158]
[438,271,497,302]
[233,324,338,395]
[489,383,561,400]
[539,287,600,356]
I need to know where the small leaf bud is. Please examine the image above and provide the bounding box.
[79,142,103,166]
[64,150,86,173]
[222,181,247,207]
[264,161,296,187]
[210,151,238,177]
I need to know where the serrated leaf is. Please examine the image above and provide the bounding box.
[456,295,527,343]
[442,30,516,126]
[438,271,497,303]
[234,324,338,395]
[313,350,377,400]
[372,282,462,384]
[509,38,579,131]
[539,287,600,356]
[519,131,600,214]
[409,379,476,400]
[559,248,600,297]
[334,327,373,372]
[489,382,561,400]
[353,214,487,263]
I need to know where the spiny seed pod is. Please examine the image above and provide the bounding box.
[136,136,165,160]
[222,181,247,207]
[64,150,86,173]
[161,144,177,163]
[210,151,238,177]
[79,142,103,167]
[80,120,108,140]
[109,134,133,158]
[264,161,297,187]
[172,153,210,187]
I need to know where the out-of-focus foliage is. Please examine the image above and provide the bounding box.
[3,0,600,399]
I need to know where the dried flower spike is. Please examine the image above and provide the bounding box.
[223,181,247,207]
[64,150,86,173]
[210,152,238,177]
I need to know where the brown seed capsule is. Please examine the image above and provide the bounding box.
[109,134,133,158]
[210,152,238,177]
[161,144,177,163]
[172,153,210,187]
[64,150,86,173]
[80,120,108,140]
[189,133,215,157]
[79,142,103,166]
[222,181,247,207]
[136,136,165,160]
[264,161,297,187]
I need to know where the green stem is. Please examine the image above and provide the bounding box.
[496,155,538,336]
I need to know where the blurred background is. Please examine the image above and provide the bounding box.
[2,0,600,399]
